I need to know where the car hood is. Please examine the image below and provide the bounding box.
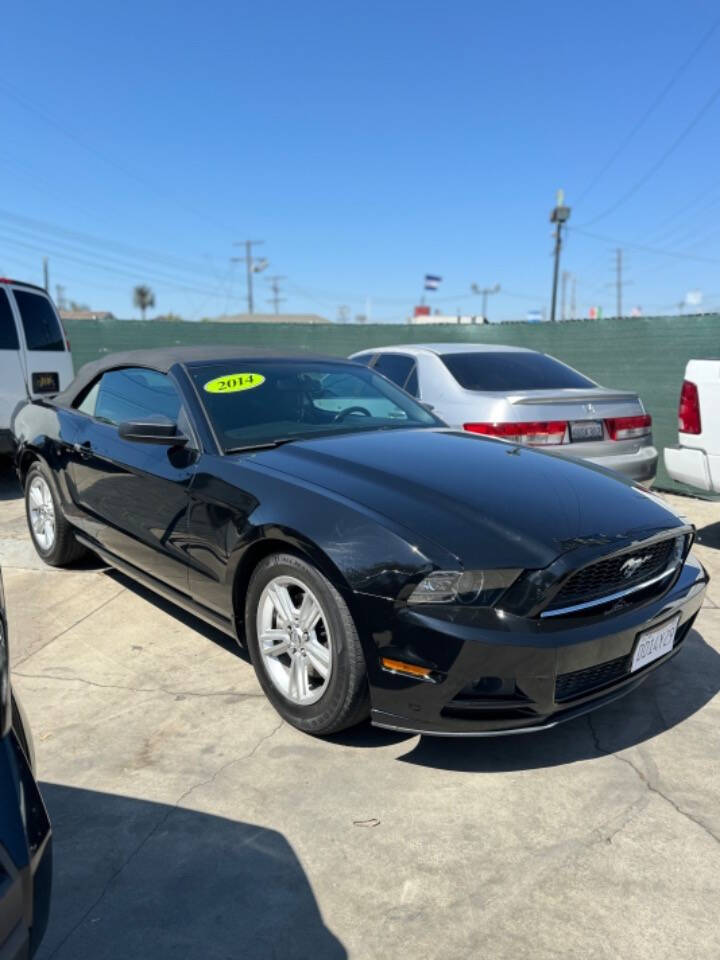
[249,428,684,568]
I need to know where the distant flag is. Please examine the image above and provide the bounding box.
[424,274,442,291]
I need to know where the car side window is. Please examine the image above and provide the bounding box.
[351,353,377,367]
[76,367,182,426]
[12,290,64,352]
[0,290,20,350]
[373,353,414,388]
[405,365,419,397]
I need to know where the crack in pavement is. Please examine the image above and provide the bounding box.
[13,669,265,702]
[13,587,127,668]
[587,714,720,847]
[45,718,285,959]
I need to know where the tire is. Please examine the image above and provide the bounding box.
[245,553,369,735]
[24,461,86,567]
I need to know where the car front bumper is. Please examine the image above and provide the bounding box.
[367,555,707,736]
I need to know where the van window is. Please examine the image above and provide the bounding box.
[13,290,64,352]
[0,290,20,350]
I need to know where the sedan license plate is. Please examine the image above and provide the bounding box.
[31,372,59,394]
[631,615,680,673]
[569,419,603,443]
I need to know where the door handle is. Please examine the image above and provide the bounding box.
[74,441,93,460]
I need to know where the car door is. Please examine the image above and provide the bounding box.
[8,287,74,398]
[67,366,197,594]
[0,289,26,441]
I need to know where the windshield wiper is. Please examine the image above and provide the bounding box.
[224,438,299,454]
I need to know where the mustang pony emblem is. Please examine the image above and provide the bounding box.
[620,555,651,578]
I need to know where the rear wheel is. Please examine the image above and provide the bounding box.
[25,462,86,567]
[245,553,369,735]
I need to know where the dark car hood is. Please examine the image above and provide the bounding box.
[248,429,684,568]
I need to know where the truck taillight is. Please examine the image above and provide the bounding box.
[464,420,567,445]
[678,380,701,434]
[604,414,652,440]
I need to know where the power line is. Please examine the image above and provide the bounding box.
[577,78,720,228]
[575,16,720,206]
[0,79,235,235]
[571,225,720,264]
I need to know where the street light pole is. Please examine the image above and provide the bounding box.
[549,190,571,323]
[470,282,501,322]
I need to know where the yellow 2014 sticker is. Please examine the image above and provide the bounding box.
[203,372,266,394]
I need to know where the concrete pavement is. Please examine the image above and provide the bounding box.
[3,469,719,960]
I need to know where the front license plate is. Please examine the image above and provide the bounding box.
[631,615,680,673]
[569,419,603,442]
[31,371,59,394]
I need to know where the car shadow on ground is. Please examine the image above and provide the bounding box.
[0,466,21,501]
[37,783,346,960]
[396,628,720,772]
[103,568,250,662]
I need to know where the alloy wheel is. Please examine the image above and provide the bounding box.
[28,476,56,552]
[256,575,333,705]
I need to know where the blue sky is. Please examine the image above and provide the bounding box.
[3,0,720,321]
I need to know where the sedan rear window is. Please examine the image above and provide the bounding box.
[440,352,595,391]
[13,290,64,352]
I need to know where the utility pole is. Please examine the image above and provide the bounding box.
[561,271,569,322]
[616,248,623,319]
[549,189,571,322]
[265,275,286,315]
[470,282,501,322]
[43,257,49,293]
[570,274,576,320]
[231,240,267,315]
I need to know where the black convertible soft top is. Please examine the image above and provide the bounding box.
[54,345,356,408]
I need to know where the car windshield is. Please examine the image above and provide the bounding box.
[188,360,439,451]
[441,351,596,391]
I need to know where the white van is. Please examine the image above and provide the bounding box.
[0,278,74,455]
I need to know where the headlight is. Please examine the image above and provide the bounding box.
[408,569,521,606]
[0,613,9,739]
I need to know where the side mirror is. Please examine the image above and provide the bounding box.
[419,401,435,412]
[118,416,188,446]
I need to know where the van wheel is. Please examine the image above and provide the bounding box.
[25,462,86,566]
[245,553,369,735]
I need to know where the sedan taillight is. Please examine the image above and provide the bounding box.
[678,380,701,434]
[464,420,567,445]
[604,414,652,440]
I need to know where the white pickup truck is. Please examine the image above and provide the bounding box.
[664,359,720,493]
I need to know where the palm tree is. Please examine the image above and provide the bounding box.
[133,285,156,320]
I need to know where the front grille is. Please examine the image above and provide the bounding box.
[548,536,677,612]
[555,616,694,702]
[555,655,627,701]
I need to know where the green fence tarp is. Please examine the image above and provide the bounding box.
[64,314,720,495]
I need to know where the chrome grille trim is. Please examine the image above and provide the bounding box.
[539,565,678,618]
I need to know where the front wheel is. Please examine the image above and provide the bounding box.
[245,553,369,735]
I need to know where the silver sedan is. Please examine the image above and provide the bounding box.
[349,343,658,485]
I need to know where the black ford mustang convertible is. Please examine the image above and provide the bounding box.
[12,346,707,737]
